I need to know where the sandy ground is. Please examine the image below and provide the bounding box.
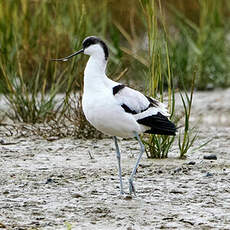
[0,89,230,230]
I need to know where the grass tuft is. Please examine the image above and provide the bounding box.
[139,0,176,158]
[178,67,197,158]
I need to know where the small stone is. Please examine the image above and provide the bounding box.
[187,161,196,165]
[45,178,53,184]
[127,226,135,230]
[123,195,132,200]
[182,169,189,173]
[139,163,152,168]
[205,172,213,177]
[38,167,48,170]
[174,168,182,173]
[3,190,9,195]
[170,189,184,194]
[0,222,6,228]
[46,136,59,141]
[30,221,40,226]
[72,193,83,198]
[57,174,64,178]
[90,189,98,194]
[203,154,217,160]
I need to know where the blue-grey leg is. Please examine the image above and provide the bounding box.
[113,136,124,195]
[129,132,145,195]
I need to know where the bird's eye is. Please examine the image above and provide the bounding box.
[85,41,90,47]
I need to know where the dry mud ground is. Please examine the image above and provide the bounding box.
[0,89,230,230]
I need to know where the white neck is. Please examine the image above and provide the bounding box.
[85,54,107,74]
[84,55,108,89]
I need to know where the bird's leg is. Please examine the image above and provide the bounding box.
[129,132,145,195]
[113,136,124,195]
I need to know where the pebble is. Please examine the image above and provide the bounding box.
[3,190,9,195]
[45,178,53,184]
[72,193,83,198]
[187,161,196,165]
[173,168,182,173]
[0,222,6,228]
[157,169,163,174]
[169,189,184,194]
[127,227,135,230]
[139,163,152,168]
[123,195,132,200]
[46,136,59,141]
[203,154,217,160]
[205,172,214,177]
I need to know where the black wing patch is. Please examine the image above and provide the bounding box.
[120,95,159,115]
[121,104,137,114]
[137,112,176,136]
[113,84,125,95]
[113,86,160,115]
[121,103,153,115]
[145,96,159,107]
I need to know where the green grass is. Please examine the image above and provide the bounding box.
[178,68,197,158]
[1,60,62,123]
[65,222,72,230]
[168,0,230,89]
[136,0,199,158]
[0,0,89,123]
[138,0,175,158]
[1,0,229,93]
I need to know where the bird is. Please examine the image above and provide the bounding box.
[52,36,176,196]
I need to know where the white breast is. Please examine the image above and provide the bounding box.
[83,84,141,137]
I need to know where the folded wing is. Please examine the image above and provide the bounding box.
[113,84,176,136]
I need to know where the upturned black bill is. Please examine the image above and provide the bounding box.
[51,49,84,62]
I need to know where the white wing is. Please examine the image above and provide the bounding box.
[113,84,170,118]
[111,84,176,136]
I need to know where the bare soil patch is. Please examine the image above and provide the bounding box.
[0,89,230,229]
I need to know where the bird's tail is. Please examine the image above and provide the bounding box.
[137,112,176,136]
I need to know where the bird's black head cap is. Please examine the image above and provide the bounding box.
[82,36,109,61]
